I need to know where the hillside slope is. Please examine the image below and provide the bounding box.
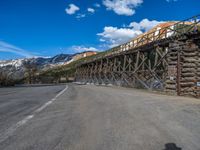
[0,51,97,82]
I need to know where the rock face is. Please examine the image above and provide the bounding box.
[0,59,26,80]
[0,51,97,80]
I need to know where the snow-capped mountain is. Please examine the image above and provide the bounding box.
[0,59,27,80]
[0,51,97,80]
[0,54,73,69]
[0,59,24,69]
[0,54,74,80]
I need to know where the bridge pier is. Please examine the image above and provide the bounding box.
[166,37,200,97]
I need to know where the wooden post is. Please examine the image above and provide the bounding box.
[177,49,181,96]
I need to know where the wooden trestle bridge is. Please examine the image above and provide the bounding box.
[75,15,200,97]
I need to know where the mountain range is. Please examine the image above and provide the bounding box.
[0,51,97,80]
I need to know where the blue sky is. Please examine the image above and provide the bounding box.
[0,0,199,60]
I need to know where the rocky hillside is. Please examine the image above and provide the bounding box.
[0,51,97,80]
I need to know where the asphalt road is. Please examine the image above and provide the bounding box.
[0,84,200,150]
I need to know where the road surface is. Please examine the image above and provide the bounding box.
[0,84,200,150]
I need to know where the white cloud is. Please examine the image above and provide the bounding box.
[166,0,178,2]
[65,4,80,15]
[129,19,164,32]
[71,46,99,53]
[0,41,35,58]
[103,0,143,16]
[87,8,95,13]
[94,3,101,8]
[97,26,142,47]
[76,13,86,19]
[98,19,163,48]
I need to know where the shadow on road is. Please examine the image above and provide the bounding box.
[163,143,182,150]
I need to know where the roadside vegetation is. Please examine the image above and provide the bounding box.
[0,72,19,86]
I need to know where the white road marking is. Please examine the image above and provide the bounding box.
[35,100,53,113]
[0,85,68,144]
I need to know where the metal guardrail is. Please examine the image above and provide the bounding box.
[82,14,200,64]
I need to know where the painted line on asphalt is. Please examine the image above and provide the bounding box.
[0,85,69,144]
[35,85,68,113]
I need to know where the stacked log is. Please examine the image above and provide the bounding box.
[195,41,200,97]
[165,39,200,97]
[165,42,180,94]
[180,41,198,96]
